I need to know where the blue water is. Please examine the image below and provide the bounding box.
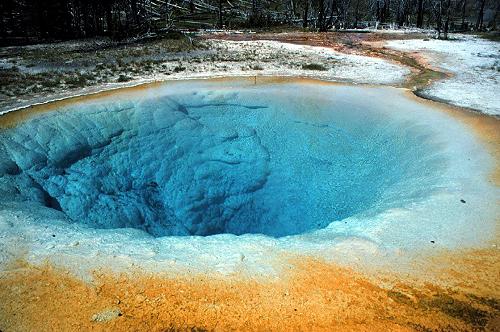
[0,82,445,237]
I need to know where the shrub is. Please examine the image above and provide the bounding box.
[302,63,328,71]
[173,65,186,73]
[117,74,131,82]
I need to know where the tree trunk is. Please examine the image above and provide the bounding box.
[376,0,381,23]
[443,0,451,39]
[303,0,309,28]
[416,0,424,28]
[130,0,139,24]
[325,0,337,29]
[105,2,113,37]
[385,0,391,23]
[396,0,402,26]
[218,0,223,28]
[318,0,325,31]
[354,0,360,28]
[476,0,486,30]
[461,0,467,29]
[492,0,500,30]
[436,0,443,38]
[0,1,5,39]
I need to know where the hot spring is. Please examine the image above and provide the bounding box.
[0,79,497,272]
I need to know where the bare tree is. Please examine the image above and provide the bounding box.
[303,0,310,27]
[475,0,486,30]
[416,0,424,27]
[1,0,498,45]
[442,0,451,38]
[460,0,466,29]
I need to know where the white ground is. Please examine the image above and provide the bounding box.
[0,40,410,115]
[386,34,500,116]
[205,40,408,84]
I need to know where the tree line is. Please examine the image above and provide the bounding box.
[0,0,498,44]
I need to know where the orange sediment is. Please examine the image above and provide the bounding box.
[0,251,499,332]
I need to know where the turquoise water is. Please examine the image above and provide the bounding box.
[0,81,446,237]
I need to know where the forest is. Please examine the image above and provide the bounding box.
[0,0,498,44]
